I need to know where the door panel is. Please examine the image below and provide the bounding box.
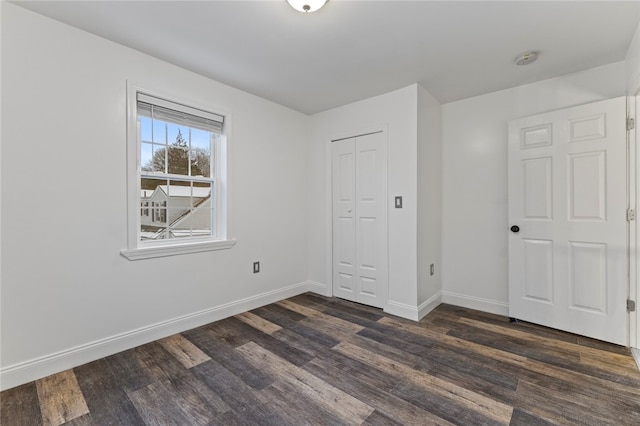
[509,97,627,345]
[332,139,356,301]
[569,242,607,312]
[523,238,554,303]
[568,151,606,220]
[523,156,553,219]
[332,132,387,308]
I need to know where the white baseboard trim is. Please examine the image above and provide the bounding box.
[418,292,443,320]
[0,281,310,391]
[441,291,509,316]
[307,280,331,297]
[385,300,421,321]
[385,292,443,322]
[632,348,640,372]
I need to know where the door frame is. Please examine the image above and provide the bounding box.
[628,67,640,351]
[324,125,390,309]
[629,94,638,350]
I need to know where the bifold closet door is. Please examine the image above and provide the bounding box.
[332,132,387,308]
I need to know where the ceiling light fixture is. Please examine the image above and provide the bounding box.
[287,0,327,13]
[515,51,538,66]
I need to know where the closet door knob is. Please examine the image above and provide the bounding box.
[510,225,520,233]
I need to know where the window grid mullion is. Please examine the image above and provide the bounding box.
[164,119,168,175]
[188,127,192,179]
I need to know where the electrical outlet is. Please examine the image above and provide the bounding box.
[253,261,260,273]
[430,264,435,276]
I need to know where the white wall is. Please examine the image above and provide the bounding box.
[308,85,420,315]
[1,3,310,389]
[626,19,640,95]
[417,86,442,310]
[441,62,627,315]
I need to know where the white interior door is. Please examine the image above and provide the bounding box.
[508,97,628,345]
[332,132,387,308]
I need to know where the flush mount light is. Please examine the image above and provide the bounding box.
[515,51,538,66]
[287,0,327,13]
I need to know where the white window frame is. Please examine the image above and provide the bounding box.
[121,82,235,260]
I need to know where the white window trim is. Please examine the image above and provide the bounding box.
[121,81,235,260]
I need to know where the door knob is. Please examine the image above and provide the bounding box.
[510,225,520,233]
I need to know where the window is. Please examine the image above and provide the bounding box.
[121,86,235,260]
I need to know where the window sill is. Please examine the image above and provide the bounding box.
[120,239,236,261]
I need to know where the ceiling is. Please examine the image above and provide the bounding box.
[12,1,640,115]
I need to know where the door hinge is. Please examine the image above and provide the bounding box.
[627,299,636,312]
[628,209,636,221]
[627,117,635,131]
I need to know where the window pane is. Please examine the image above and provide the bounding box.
[168,209,190,239]
[151,143,168,173]
[193,188,213,237]
[140,177,166,191]
[164,181,213,239]
[165,182,189,225]
[167,145,189,176]
[169,208,212,239]
[140,178,212,240]
[141,142,153,172]
[140,178,168,240]
[167,123,189,147]
[190,129,211,177]
[152,120,166,144]
[192,182,212,208]
[140,116,152,143]
[141,143,170,174]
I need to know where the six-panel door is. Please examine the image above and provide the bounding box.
[508,97,628,345]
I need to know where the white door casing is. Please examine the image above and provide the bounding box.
[332,132,388,308]
[631,95,638,350]
[508,97,628,345]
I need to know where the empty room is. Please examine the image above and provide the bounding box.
[2,1,640,424]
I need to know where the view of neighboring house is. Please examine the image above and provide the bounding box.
[140,185,212,240]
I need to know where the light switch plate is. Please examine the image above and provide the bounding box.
[395,196,403,208]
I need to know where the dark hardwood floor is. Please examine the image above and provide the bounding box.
[2,293,640,425]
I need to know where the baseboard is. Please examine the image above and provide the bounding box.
[307,280,331,297]
[385,300,421,321]
[0,281,310,391]
[441,291,509,316]
[632,348,640,372]
[418,292,443,320]
[385,292,443,321]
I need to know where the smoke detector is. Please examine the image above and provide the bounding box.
[515,51,538,66]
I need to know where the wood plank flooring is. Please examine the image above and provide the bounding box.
[2,293,640,425]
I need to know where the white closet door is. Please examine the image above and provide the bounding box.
[332,137,357,302]
[332,132,387,308]
[508,97,628,345]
